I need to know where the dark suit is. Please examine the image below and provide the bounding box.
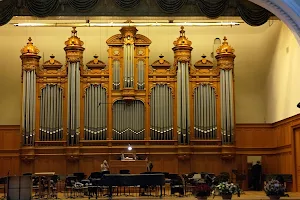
[251,164,262,190]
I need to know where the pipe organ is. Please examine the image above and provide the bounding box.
[20,37,41,146]
[20,25,236,157]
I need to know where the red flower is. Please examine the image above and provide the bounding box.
[194,183,212,197]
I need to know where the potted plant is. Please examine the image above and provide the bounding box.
[264,179,285,200]
[215,182,240,200]
[193,183,212,200]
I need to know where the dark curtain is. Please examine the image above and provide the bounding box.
[67,0,99,12]
[0,0,16,26]
[196,0,228,19]
[0,0,271,26]
[26,0,59,17]
[115,0,140,9]
[155,0,188,14]
[237,1,270,26]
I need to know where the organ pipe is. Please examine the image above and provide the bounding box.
[193,85,217,140]
[150,84,173,140]
[22,70,37,145]
[123,44,134,88]
[177,62,190,144]
[84,85,107,140]
[64,27,85,145]
[173,27,193,144]
[113,60,120,90]
[137,60,144,90]
[67,62,81,145]
[216,37,236,145]
[20,37,41,146]
[39,84,63,141]
[113,100,145,140]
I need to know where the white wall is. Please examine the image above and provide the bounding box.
[265,23,300,123]
[0,20,283,124]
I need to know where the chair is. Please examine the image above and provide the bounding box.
[64,175,77,198]
[169,174,184,197]
[73,172,85,182]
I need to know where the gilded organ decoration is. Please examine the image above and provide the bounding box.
[19,26,236,150]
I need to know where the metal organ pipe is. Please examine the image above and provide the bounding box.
[113,100,144,140]
[25,71,29,144]
[193,85,217,140]
[220,69,234,144]
[131,44,134,87]
[39,84,63,141]
[84,85,107,140]
[186,63,190,140]
[124,45,128,87]
[177,62,190,144]
[220,70,225,144]
[67,62,80,145]
[177,62,182,140]
[113,60,120,90]
[150,85,173,140]
[137,60,144,90]
[123,44,134,88]
[22,70,36,145]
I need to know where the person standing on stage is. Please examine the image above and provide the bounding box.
[146,157,153,172]
[251,161,262,191]
[101,160,109,172]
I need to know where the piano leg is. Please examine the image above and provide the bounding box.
[109,186,112,199]
[160,185,162,198]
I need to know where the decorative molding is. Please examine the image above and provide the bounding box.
[249,0,300,43]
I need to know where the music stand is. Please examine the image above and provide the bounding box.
[34,172,55,199]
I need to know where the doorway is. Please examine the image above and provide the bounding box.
[247,156,262,190]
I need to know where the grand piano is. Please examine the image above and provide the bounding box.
[89,173,165,199]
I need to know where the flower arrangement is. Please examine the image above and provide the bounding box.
[215,182,240,195]
[264,179,285,196]
[193,183,212,197]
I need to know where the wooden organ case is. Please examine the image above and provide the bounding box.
[19,26,237,174]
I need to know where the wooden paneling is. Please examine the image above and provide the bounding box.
[1,114,300,191]
[34,156,67,175]
[294,128,300,191]
[0,156,19,176]
[0,125,20,150]
[235,124,274,148]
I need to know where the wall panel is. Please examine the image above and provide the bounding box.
[0,114,300,190]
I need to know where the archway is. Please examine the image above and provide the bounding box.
[249,0,300,44]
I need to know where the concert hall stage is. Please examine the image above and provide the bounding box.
[22,191,300,200]
[64,192,300,200]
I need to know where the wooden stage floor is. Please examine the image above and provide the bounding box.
[55,191,300,199]
[2,191,300,199]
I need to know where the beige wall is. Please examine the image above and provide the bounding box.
[0,20,283,124]
[265,23,300,123]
